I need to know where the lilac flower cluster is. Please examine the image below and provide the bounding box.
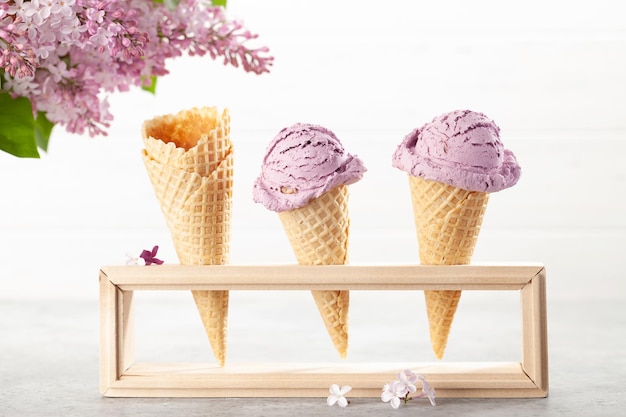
[0,0,273,137]
[381,370,436,409]
[326,370,436,409]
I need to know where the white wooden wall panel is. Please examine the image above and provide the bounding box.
[0,0,623,299]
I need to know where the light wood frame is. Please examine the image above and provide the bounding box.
[99,264,548,398]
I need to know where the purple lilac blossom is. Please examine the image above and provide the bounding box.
[0,0,273,136]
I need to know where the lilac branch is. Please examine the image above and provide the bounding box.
[0,0,273,138]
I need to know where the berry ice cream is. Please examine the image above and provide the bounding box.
[253,123,366,212]
[392,110,521,192]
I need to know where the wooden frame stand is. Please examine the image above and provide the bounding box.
[99,264,548,398]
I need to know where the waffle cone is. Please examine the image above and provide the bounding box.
[278,185,350,358]
[142,107,232,366]
[142,107,230,176]
[408,175,489,359]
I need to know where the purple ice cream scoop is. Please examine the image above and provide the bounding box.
[253,123,366,212]
[392,110,521,192]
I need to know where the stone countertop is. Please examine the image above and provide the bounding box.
[1,295,624,417]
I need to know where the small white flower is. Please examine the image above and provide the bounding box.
[327,384,351,407]
[396,369,418,395]
[381,380,406,409]
[125,253,145,266]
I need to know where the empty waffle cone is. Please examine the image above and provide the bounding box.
[408,175,489,359]
[278,185,350,358]
[142,107,232,366]
[142,108,231,177]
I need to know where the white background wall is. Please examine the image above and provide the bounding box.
[1,0,624,302]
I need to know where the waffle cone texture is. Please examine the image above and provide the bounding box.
[278,185,350,358]
[408,175,489,359]
[142,107,232,366]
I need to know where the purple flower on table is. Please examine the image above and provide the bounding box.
[139,245,164,265]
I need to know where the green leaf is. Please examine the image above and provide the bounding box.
[152,0,224,9]
[142,75,158,94]
[0,93,40,158]
[162,0,181,10]
[35,111,54,152]
[153,0,224,11]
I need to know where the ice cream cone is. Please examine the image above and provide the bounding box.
[141,107,232,366]
[278,185,350,358]
[408,175,489,359]
[393,110,520,359]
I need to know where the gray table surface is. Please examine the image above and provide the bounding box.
[1,293,624,417]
